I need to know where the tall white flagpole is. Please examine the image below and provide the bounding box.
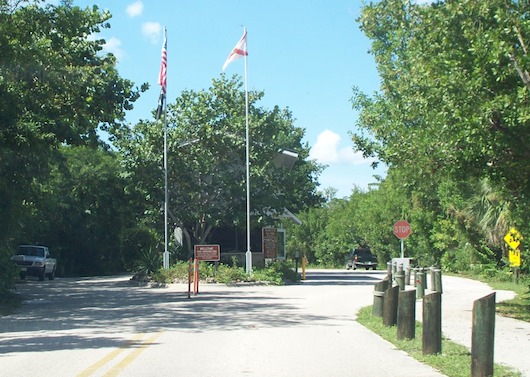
[163,99,169,269]
[159,27,169,270]
[221,27,251,274]
[243,27,252,274]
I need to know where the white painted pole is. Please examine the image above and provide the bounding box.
[162,28,169,270]
[243,27,252,275]
[163,101,169,269]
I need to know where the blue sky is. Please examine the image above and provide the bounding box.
[72,0,390,198]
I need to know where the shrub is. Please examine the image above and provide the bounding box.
[0,247,17,295]
[214,264,247,283]
[253,260,299,285]
[147,259,299,285]
[133,247,162,276]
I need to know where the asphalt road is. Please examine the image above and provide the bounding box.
[0,270,444,377]
[0,269,527,377]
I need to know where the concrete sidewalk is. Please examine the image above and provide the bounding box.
[416,275,530,377]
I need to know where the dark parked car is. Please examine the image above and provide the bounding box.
[346,247,378,270]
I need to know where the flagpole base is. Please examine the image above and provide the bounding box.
[163,252,170,270]
[245,250,252,275]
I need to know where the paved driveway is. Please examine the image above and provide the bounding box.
[0,270,448,377]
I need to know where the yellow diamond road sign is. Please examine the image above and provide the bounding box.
[504,227,523,251]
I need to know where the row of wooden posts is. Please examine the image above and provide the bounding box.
[372,262,497,377]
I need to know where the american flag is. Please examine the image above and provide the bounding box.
[156,28,167,120]
[158,27,167,94]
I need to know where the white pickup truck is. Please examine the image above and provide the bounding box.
[11,245,57,281]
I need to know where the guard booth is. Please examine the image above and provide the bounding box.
[392,257,414,271]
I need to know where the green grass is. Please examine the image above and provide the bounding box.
[454,272,530,323]
[356,306,522,377]
[488,281,530,323]
[445,270,530,323]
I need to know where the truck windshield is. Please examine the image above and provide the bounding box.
[18,246,45,257]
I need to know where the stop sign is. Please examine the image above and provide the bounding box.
[393,220,411,239]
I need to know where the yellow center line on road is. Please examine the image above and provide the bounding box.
[102,332,163,377]
[76,333,147,377]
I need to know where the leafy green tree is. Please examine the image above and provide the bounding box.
[353,0,529,225]
[352,171,411,263]
[0,0,141,245]
[351,0,530,270]
[114,76,323,258]
[285,206,328,264]
[16,146,136,275]
[0,1,145,285]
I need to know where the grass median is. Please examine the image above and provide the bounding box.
[478,279,530,323]
[356,306,522,377]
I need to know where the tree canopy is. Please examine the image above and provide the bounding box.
[0,0,142,244]
[286,0,529,274]
[351,0,529,248]
[114,76,324,256]
[352,0,529,220]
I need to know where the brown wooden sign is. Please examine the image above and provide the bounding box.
[262,228,278,259]
[194,244,220,261]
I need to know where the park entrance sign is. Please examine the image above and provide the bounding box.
[393,220,411,258]
[194,244,220,261]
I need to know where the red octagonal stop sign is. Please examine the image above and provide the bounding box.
[393,220,411,239]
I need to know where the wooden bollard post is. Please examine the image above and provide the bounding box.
[471,293,496,377]
[387,261,392,280]
[421,268,428,291]
[397,289,416,340]
[395,265,405,290]
[430,267,436,292]
[415,271,425,299]
[383,285,399,327]
[405,265,411,286]
[372,280,389,317]
[433,268,442,293]
[422,292,442,355]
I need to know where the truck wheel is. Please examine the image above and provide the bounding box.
[39,268,45,281]
[47,268,55,280]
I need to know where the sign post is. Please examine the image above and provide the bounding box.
[193,245,220,294]
[393,220,412,258]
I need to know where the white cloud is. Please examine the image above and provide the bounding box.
[126,1,143,17]
[309,129,373,165]
[103,37,125,61]
[141,22,162,44]
[310,130,340,163]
